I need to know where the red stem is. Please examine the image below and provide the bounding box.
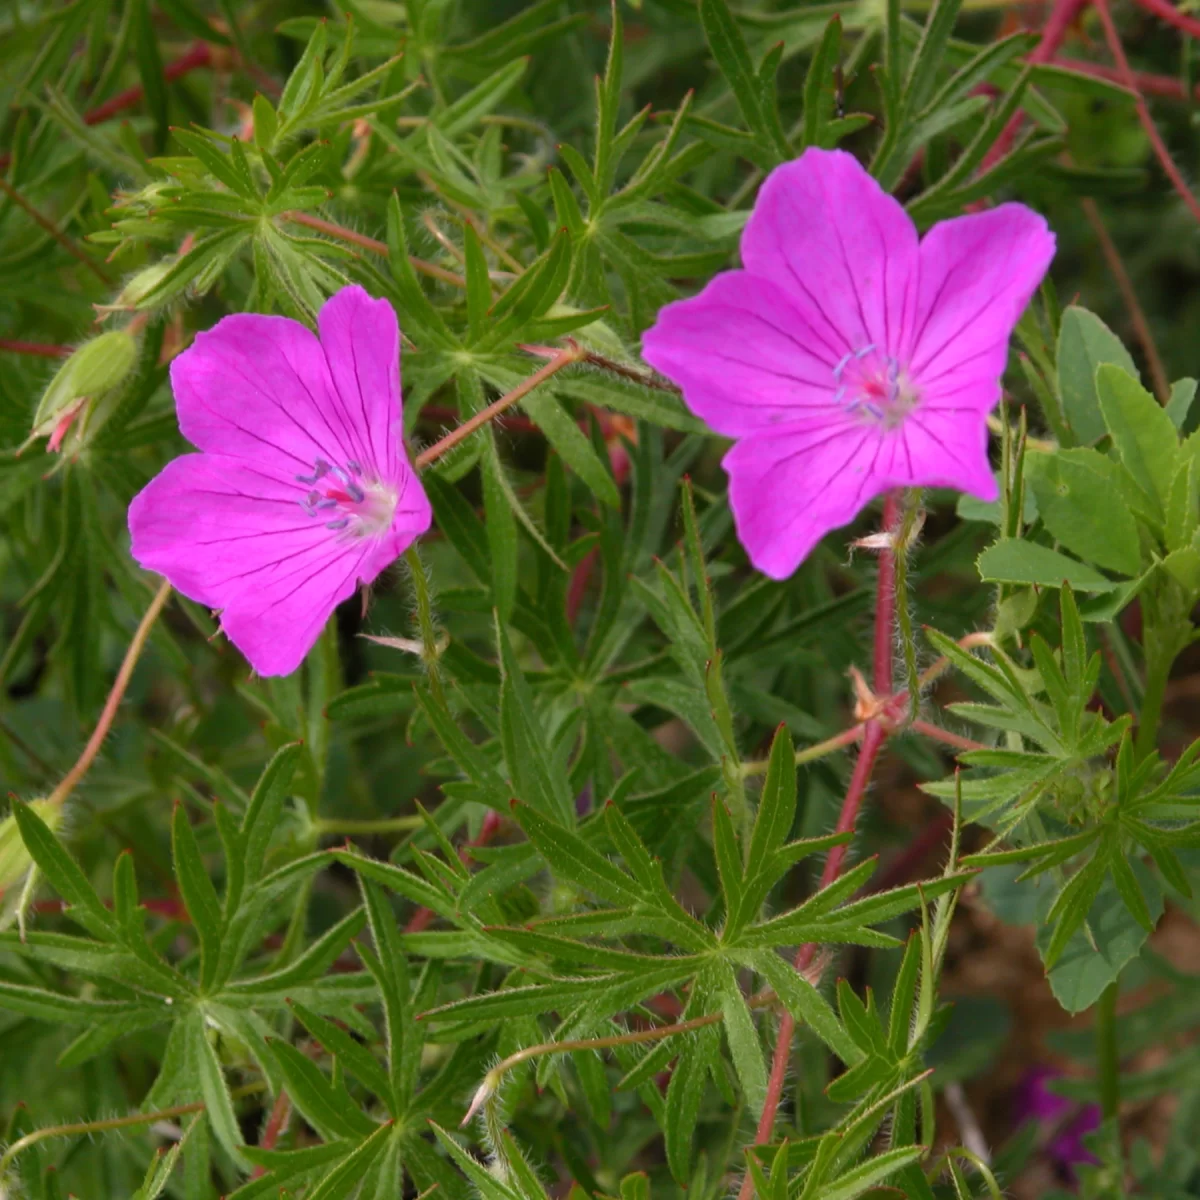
[1092,0,1200,224]
[1052,56,1200,100]
[1129,0,1200,40]
[0,339,71,358]
[85,42,213,127]
[739,495,902,1183]
[983,0,1090,168]
[250,1089,291,1178]
[0,43,214,173]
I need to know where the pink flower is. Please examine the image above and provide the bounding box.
[641,148,1055,579]
[129,286,431,676]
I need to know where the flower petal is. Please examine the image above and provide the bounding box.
[218,538,370,677]
[898,409,998,500]
[170,311,354,479]
[129,453,330,609]
[740,148,920,360]
[641,272,842,437]
[909,204,1055,411]
[723,416,887,579]
[317,285,403,482]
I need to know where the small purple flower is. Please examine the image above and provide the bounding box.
[1013,1065,1102,1182]
[129,285,431,677]
[642,148,1055,579]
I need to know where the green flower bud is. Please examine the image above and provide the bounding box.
[30,330,138,449]
[0,799,59,908]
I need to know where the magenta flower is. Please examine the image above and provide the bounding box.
[641,148,1055,579]
[129,286,431,677]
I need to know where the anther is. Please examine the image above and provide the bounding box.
[325,517,351,530]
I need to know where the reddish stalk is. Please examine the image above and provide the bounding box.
[86,41,213,127]
[414,346,586,469]
[0,176,111,284]
[1130,0,1200,40]
[1052,56,1200,100]
[284,211,467,289]
[250,1090,292,1178]
[1093,0,1200,224]
[0,340,71,358]
[0,43,215,172]
[1079,196,1170,402]
[909,720,988,754]
[984,0,1090,168]
[739,495,901,1186]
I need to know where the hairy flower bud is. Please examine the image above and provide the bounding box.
[0,800,60,931]
[30,331,138,452]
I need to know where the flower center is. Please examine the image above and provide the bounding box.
[296,458,396,538]
[833,345,919,429]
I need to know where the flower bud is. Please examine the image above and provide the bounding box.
[0,800,60,931]
[30,331,138,450]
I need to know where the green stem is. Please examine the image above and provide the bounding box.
[404,544,445,707]
[1096,980,1120,1120]
[740,724,864,777]
[1135,645,1173,762]
[312,816,422,836]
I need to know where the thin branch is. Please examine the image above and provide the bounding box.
[414,346,586,469]
[0,1103,203,1178]
[1079,196,1170,402]
[463,1012,725,1126]
[48,580,172,808]
[1052,56,1200,100]
[85,41,213,127]
[0,339,71,358]
[1129,0,1200,40]
[283,211,467,288]
[909,719,988,753]
[0,176,111,284]
[1093,0,1200,225]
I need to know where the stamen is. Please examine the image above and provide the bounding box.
[829,345,918,428]
[295,455,398,540]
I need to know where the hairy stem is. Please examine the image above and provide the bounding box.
[740,496,902,1186]
[48,580,172,808]
[741,725,864,777]
[284,211,467,288]
[414,346,586,469]
[0,1102,202,1177]
[0,340,72,359]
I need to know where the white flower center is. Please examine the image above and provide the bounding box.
[833,345,919,430]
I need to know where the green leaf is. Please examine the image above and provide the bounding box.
[1039,858,1163,1012]
[271,1037,377,1141]
[1096,364,1179,512]
[1024,449,1142,576]
[521,390,620,508]
[306,1123,394,1200]
[802,17,844,149]
[1166,377,1197,429]
[699,0,791,164]
[976,539,1121,591]
[190,1011,247,1167]
[172,804,224,990]
[746,949,859,1063]
[482,441,518,621]
[1056,306,1139,445]
[497,616,574,824]
[714,959,767,1113]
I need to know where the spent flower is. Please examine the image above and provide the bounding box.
[642,148,1055,578]
[129,285,431,676]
